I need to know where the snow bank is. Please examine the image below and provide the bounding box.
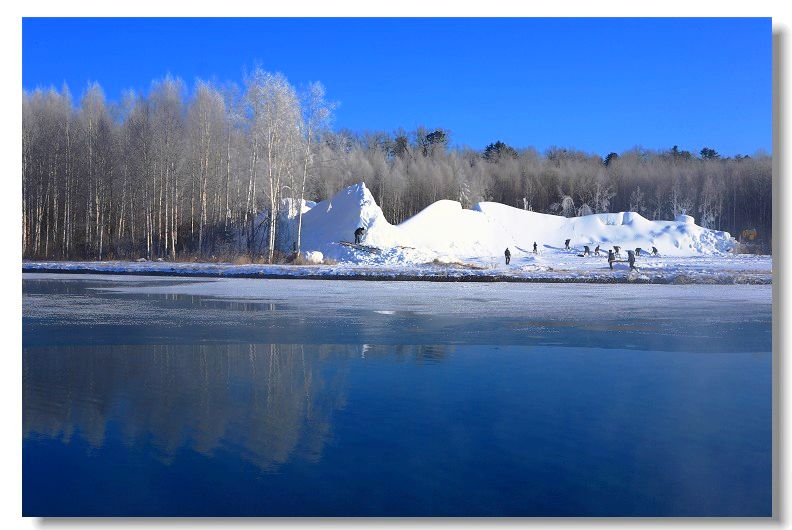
[297,183,401,261]
[22,255,772,284]
[293,182,735,262]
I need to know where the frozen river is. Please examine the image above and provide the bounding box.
[22,274,772,516]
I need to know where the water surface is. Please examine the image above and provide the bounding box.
[23,275,772,516]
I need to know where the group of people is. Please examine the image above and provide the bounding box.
[604,245,659,269]
[505,241,539,264]
[504,241,659,270]
[355,227,659,272]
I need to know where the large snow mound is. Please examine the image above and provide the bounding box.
[294,182,736,263]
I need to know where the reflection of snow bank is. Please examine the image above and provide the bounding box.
[296,182,736,263]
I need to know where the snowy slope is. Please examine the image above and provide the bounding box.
[298,182,736,263]
[299,183,400,261]
[475,204,734,256]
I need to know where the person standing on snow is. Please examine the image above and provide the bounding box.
[652,246,659,256]
[594,244,600,256]
[505,248,511,265]
[565,239,571,250]
[354,227,365,245]
[533,242,538,253]
[627,250,637,270]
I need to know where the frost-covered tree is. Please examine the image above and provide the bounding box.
[245,69,302,262]
[550,191,576,218]
[186,81,226,255]
[629,186,646,215]
[295,81,334,256]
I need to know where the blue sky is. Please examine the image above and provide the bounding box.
[23,18,771,156]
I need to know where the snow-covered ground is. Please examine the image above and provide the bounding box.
[23,183,771,284]
[23,252,771,284]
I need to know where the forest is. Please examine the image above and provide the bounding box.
[22,69,773,262]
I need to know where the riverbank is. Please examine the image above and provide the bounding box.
[23,254,772,284]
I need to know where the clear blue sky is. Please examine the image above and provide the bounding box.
[23,17,771,156]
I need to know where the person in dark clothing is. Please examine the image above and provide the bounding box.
[635,248,642,256]
[582,245,590,256]
[565,239,571,250]
[652,246,659,255]
[504,248,511,265]
[354,227,365,244]
[608,249,615,269]
[613,245,621,257]
[594,244,600,256]
[533,242,538,253]
[627,250,636,270]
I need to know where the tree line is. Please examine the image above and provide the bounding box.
[22,69,772,261]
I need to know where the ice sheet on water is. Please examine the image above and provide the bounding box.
[23,275,771,353]
[62,274,769,320]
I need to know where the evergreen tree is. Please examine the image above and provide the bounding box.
[483,141,518,162]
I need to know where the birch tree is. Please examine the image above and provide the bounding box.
[245,69,301,262]
[295,82,334,256]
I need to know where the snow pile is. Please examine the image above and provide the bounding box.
[474,207,736,256]
[299,183,404,262]
[302,251,324,264]
[291,182,735,263]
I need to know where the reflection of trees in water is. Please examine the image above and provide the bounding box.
[23,343,352,471]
